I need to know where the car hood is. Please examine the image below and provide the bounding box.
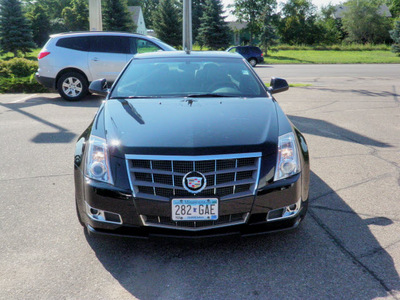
[104,97,279,157]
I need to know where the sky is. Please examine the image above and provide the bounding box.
[221,0,345,21]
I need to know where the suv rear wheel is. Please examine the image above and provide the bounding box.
[58,72,88,101]
[248,58,257,67]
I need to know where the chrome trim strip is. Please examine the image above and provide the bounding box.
[253,156,262,195]
[140,213,249,231]
[125,152,262,161]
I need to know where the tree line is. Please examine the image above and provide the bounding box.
[0,0,400,57]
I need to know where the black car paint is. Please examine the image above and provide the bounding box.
[104,97,278,157]
[74,52,310,239]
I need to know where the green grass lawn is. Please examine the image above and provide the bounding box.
[264,50,400,64]
[0,48,40,61]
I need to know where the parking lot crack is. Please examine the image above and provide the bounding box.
[309,208,399,299]
[0,173,72,183]
[310,205,400,222]
[360,239,400,259]
[310,173,393,202]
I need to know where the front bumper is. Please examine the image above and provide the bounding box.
[76,173,306,239]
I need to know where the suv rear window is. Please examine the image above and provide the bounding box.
[56,37,89,51]
[250,47,261,53]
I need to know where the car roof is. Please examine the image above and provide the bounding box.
[134,51,244,60]
[50,31,155,39]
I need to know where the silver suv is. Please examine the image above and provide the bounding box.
[35,32,175,101]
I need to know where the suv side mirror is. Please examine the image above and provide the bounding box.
[89,78,109,96]
[269,77,289,94]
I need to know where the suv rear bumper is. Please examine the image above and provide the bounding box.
[35,73,55,90]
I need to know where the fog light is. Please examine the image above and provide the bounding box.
[85,202,122,224]
[267,198,302,222]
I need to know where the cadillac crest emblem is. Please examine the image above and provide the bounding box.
[183,171,207,194]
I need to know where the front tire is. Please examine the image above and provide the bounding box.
[58,72,88,101]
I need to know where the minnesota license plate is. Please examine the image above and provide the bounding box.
[172,198,218,221]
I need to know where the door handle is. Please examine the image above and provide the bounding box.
[91,57,99,61]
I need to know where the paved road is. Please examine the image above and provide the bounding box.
[0,64,399,299]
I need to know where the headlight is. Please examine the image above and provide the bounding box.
[274,132,300,181]
[85,136,113,184]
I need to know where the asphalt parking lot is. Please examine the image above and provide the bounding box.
[0,64,399,299]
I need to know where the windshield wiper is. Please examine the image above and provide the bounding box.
[185,93,232,98]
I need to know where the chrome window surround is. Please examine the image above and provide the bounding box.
[125,153,262,201]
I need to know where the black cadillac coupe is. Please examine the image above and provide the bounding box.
[74,51,310,239]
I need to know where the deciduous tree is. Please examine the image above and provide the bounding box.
[260,9,279,54]
[232,0,277,44]
[62,0,89,31]
[26,3,51,47]
[316,4,344,44]
[341,0,392,44]
[278,0,322,45]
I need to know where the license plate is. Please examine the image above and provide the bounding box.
[172,198,218,221]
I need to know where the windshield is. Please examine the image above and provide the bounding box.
[110,57,267,99]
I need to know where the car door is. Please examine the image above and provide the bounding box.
[88,36,130,82]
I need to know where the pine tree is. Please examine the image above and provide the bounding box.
[152,0,182,47]
[26,3,51,47]
[103,0,136,32]
[0,0,36,56]
[61,0,89,31]
[390,20,400,56]
[192,0,206,44]
[197,0,230,50]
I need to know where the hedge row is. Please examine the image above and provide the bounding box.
[270,43,391,51]
[0,58,50,93]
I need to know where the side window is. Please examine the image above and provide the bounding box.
[228,48,237,53]
[136,38,161,54]
[240,48,249,55]
[89,36,130,54]
[56,37,89,51]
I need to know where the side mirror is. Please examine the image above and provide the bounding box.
[269,77,289,94]
[89,78,109,96]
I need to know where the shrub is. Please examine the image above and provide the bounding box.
[6,58,38,77]
[0,58,48,93]
[0,75,48,93]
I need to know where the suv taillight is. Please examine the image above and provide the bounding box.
[38,51,50,59]
[261,52,264,57]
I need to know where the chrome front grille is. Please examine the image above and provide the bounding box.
[125,153,262,201]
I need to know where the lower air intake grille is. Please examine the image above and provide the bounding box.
[141,213,249,231]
